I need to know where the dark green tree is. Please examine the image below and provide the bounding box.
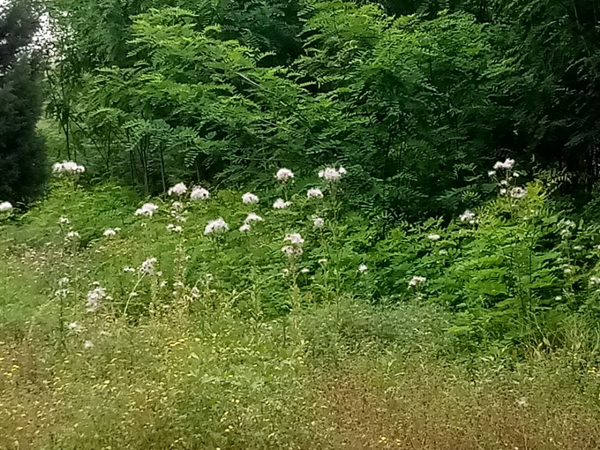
[0,0,47,205]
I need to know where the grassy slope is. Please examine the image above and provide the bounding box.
[1,182,600,449]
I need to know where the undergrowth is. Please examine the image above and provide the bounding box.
[2,162,600,448]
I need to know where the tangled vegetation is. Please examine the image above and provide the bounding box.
[2,0,600,448]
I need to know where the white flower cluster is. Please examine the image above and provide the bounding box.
[285,233,305,246]
[191,187,210,200]
[275,168,294,182]
[168,182,188,196]
[59,216,70,224]
[167,224,183,233]
[86,286,107,312]
[240,213,263,232]
[307,188,324,199]
[313,217,324,229]
[408,276,426,287]
[0,201,13,212]
[65,231,80,240]
[245,213,263,223]
[318,166,347,182]
[103,228,120,237]
[273,198,292,209]
[52,161,86,175]
[358,264,368,274]
[242,192,259,204]
[204,218,229,235]
[459,210,476,223]
[493,158,515,170]
[508,187,527,199]
[590,277,600,286]
[558,219,576,239]
[139,257,158,275]
[428,234,441,241]
[135,203,159,217]
[282,233,304,258]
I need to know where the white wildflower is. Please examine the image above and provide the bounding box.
[139,257,158,275]
[275,168,294,182]
[590,277,600,285]
[281,245,302,258]
[65,231,80,240]
[171,201,184,212]
[103,229,117,237]
[273,198,292,209]
[52,161,86,175]
[167,182,187,196]
[59,216,70,224]
[204,218,229,235]
[428,234,441,241]
[408,276,426,287]
[282,268,290,276]
[358,264,368,274]
[239,223,251,232]
[242,192,259,204]
[0,201,13,212]
[167,224,183,233]
[58,277,70,286]
[86,286,106,312]
[84,340,94,349]
[284,233,304,246]
[54,289,69,298]
[339,167,347,175]
[488,171,496,177]
[500,188,507,195]
[313,217,325,229]
[307,188,324,199]
[244,213,263,224]
[509,187,527,199]
[135,203,159,217]
[190,187,210,200]
[301,268,310,274]
[493,158,515,170]
[67,322,80,331]
[555,296,563,301]
[123,266,135,273]
[318,167,345,182]
[459,210,476,222]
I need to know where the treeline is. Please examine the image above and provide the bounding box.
[22,0,600,217]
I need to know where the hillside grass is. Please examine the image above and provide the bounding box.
[1,180,600,449]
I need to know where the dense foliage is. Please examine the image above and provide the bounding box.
[4,0,600,447]
[0,0,47,205]
[39,0,600,219]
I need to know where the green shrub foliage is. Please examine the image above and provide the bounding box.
[40,0,600,219]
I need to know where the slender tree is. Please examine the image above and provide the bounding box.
[0,0,47,205]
